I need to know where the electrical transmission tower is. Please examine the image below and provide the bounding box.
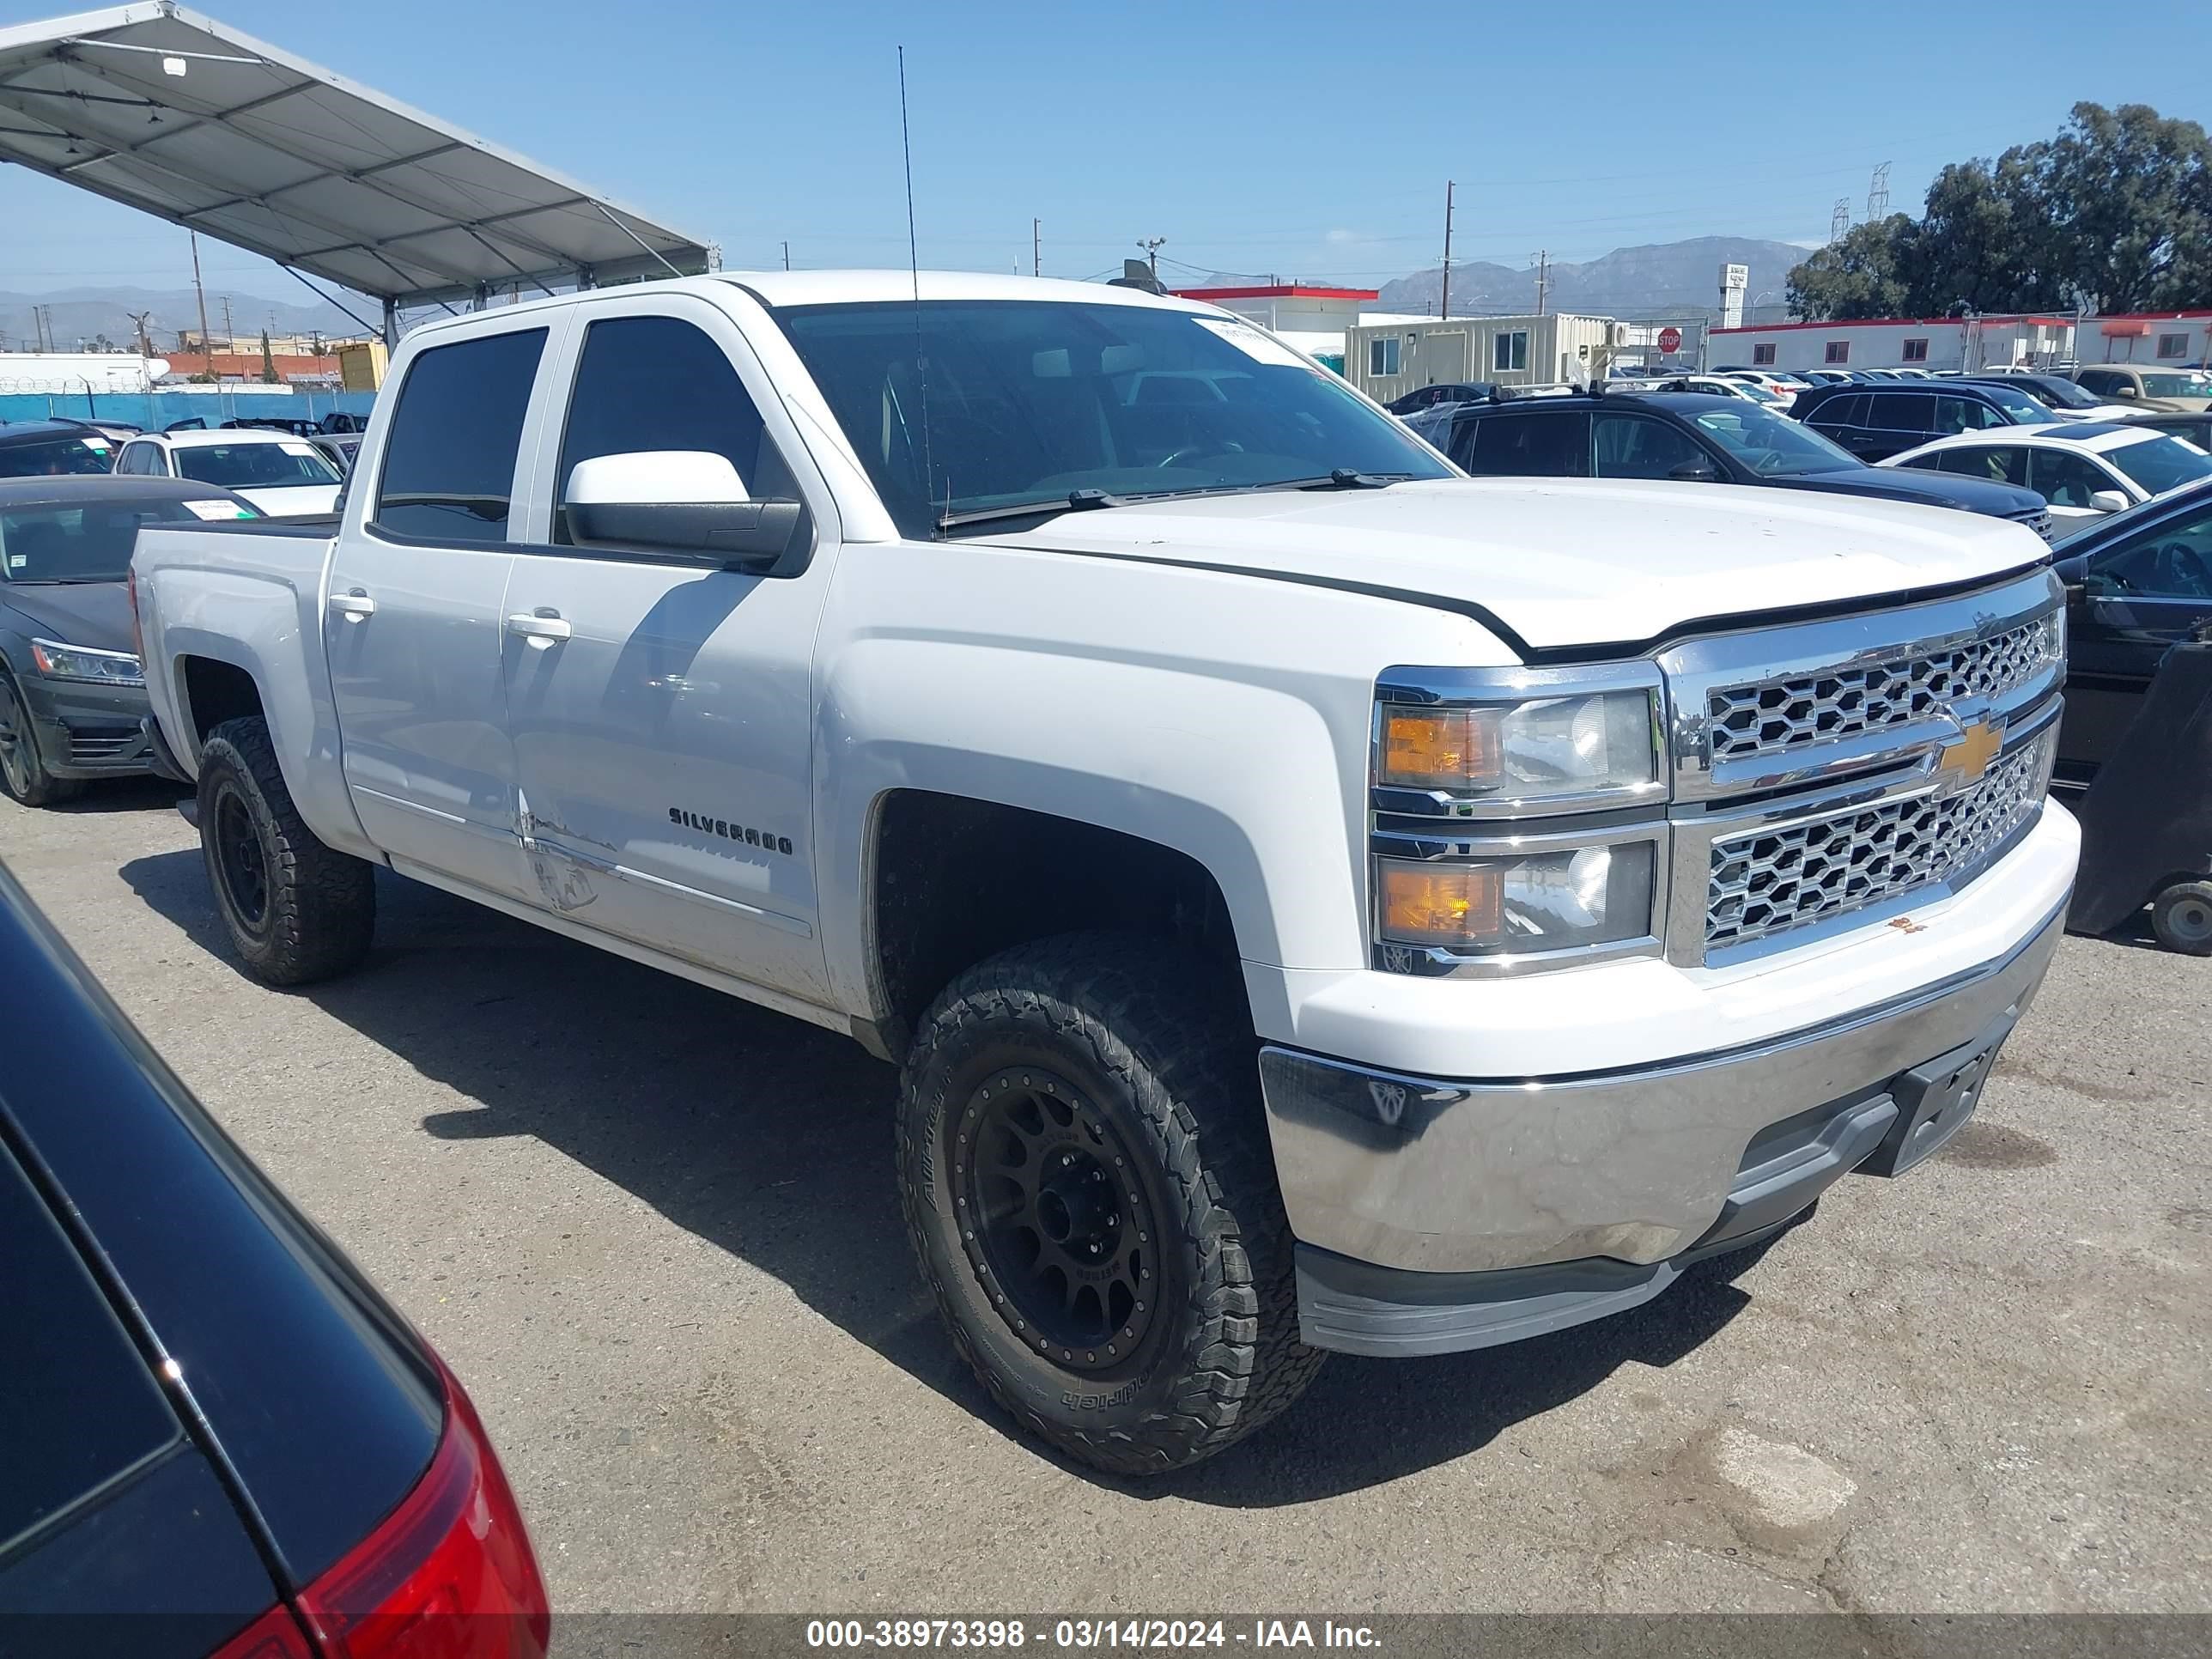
[1867,162,1892,221]
[1830,198,1851,243]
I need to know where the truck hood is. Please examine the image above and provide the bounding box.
[1775,466,2045,519]
[996,478,2050,651]
[0,580,133,653]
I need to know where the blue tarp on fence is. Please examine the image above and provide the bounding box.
[0,389,378,430]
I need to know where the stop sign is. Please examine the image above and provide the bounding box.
[1657,326,1683,354]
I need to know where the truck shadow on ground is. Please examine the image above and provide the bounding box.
[123,850,1767,1507]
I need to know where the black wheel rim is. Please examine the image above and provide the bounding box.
[953,1066,1159,1372]
[0,679,31,798]
[214,787,270,932]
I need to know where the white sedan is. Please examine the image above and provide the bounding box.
[111,427,343,518]
[1881,422,2212,524]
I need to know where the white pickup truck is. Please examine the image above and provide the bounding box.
[132,273,2079,1474]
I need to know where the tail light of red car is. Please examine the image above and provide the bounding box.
[215,1359,550,1659]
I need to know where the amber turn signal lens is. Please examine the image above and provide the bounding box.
[1381,708,1498,791]
[1379,862,1503,949]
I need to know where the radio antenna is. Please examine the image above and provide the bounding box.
[899,46,939,517]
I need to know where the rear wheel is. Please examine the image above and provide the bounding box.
[198,715,375,984]
[897,933,1323,1474]
[2151,880,2212,956]
[0,671,84,808]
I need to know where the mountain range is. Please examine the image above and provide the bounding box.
[1373,236,1812,320]
[0,287,369,353]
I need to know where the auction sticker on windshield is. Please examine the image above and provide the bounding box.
[278,441,319,457]
[181,498,255,520]
[1192,317,1312,370]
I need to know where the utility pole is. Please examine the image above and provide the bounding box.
[190,230,213,362]
[1440,180,1455,321]
[128,310,155,359]
[781,240,790,270]
[1532,250,1550,317]
[1138,236,1165,279]
[220,295,234,344]
[1032,217,1041,278]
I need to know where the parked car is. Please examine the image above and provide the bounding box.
[1711,369,1807,401]
[0,857,550,1655]
[111,428,343,517]
[1644,374,1796,412]
[2069,364,2212,411]
[1385,381,1498,415]
[1884,423,2212,525]
[1795,368,1856,386]
[0,477,259,806]
[311,431,364,475]
[1954,374,2139,422]
[2119,410,2212,452]
[1404,389,2053,533]
[0,419,118,478]
[222,416,323,438]
[134,272,2076,1475]
[2046,480,2212,789]
[1796,379,2059,460]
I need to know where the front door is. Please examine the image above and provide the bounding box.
[325,322,561,902]
[2059,498,2212,783]
[498,293,836,1003]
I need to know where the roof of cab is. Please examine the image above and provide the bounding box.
[0,475,245,507]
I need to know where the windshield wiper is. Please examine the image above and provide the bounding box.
[1297,469,1408,490]
[935,488,1129,534]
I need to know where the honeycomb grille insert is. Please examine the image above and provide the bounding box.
[1705,615,2060,763]
[1705,731,2050,951]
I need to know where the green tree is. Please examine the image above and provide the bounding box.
[258,329,278,384]
[1785,216,1916,319]
[2038,102,2212,311]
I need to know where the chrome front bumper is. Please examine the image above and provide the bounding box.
[1259,896,2068,1279]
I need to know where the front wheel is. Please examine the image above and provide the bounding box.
[2151,879,2212,956]
[198,715,376,984]
[897,933,1323,1474]
[0,671,83,808]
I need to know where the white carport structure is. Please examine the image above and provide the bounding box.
[0,3,714,341]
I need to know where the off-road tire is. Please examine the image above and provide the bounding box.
[2150,879,2212,957]
[198,715,375,985]
[897,932,1324,1474]
[0,670,84,808]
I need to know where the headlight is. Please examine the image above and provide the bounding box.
[30,638,144,686]
[1378,689,1660,807]
[1378,842,1657,957]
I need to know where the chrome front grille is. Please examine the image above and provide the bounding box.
[2011,508,2056,543]
[1705,611,2062,763]
[1705,726,2053,951]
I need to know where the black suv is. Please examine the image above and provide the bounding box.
[1406,391,2053,532]
[0,420,118,479]
[1792,380,2058,460]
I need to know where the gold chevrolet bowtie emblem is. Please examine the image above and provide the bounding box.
[1936,720,2004,793]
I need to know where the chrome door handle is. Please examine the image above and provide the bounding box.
[506,611,573,645]
[329,589,375,620]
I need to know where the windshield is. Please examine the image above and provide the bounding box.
[2106,434,2212,496]
[0,434,114,479]
[1983,386,2058,423]
[774,299,1452,536]
[0,494,257,583]
[173,441,342,490]
[2139,370,2212,399]
[1688,404,1860,476]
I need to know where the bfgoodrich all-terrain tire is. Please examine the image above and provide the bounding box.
[198,715,375,985]
[897,933,1324,1474]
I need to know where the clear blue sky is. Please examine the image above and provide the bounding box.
[3,0,2209,303]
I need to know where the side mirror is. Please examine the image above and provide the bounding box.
[2113,385,2139,400]
[2089,489,2130,514]
[1669,457,1722,483]
[564,450,805,569]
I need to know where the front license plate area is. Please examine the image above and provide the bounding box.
[1860,1014,2016,1177]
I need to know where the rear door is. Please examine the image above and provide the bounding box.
[2059,497,2212,780]
[497,289,838,1003]
[1455,410,1590,476]
[1590,410,1717,480]
[1804,392,1870,455]
[325,320,563,902]
[1862,391,1930,459]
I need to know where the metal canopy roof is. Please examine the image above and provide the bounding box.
[0,3,714,313]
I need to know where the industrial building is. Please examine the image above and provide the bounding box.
[1707,315,2076,375]
[2080,311,2212,366]
[1346,313,1616,401]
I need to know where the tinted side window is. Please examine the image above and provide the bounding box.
[1868,392,1927,431]
[2101,505,2212,599]
[1808,392,1864,429]
[2076,370,2121,395]
[1937,447,2027,486]
[1934,396,1984,435]
[0,1136,180,1553]
[373,328,547,543]
[553,315,797,544]
[1592,413,1707,479]
[2030,449,2115,509]
[1458,411,1589,477]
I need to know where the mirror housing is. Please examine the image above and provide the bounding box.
[2112,384,2139,399]
[564,451,806,570]
[2088,489,2130,513]
[1668,457,1722,483]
